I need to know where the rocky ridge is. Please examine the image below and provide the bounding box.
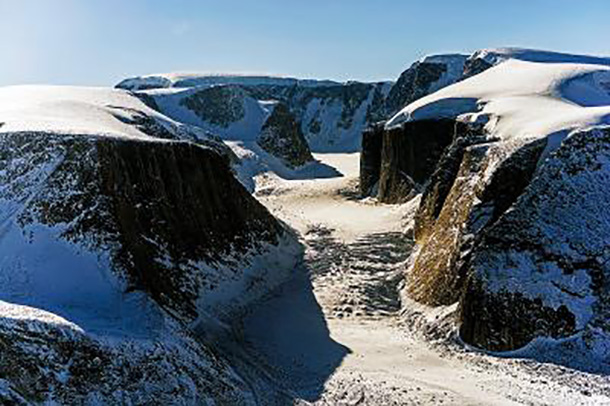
[360,49,610,355]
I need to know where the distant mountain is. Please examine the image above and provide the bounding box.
[117,73,392,153]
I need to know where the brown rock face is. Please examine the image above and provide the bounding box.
[97,138,282,320]
[459,127,610,351]
[377,119,456,203]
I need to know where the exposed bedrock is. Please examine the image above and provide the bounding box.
[377,119,456,203]
[459,127,610,351]
[0,132,284,323]
[0,130,294,403]
[98,137,284,320]
[408,134,547,307]
[359,122,384,196]
[257,102,313,168]
[385,61,449,116]
[364,115,610,351]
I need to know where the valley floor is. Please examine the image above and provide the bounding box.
[231,153,610,405]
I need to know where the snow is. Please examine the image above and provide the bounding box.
[420,53,468,93]
[117,73,342,91]
[0,85,176,140]
[470,47,610,67]
[225,152,610,405]
[387,59,610,143]
[142,85,272,141]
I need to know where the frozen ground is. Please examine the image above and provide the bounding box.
[226,153,610,405]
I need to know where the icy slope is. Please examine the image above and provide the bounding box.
[0,85,302,404]
[387,58,610,133]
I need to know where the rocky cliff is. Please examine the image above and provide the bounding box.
[364,49,610,355]
[385,54,468,117]
[0,86,301,404]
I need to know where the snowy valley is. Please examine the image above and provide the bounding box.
[2,47,610,406]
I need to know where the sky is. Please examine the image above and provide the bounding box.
[1,0,609,86]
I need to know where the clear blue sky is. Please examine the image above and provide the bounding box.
[1,0,609,86]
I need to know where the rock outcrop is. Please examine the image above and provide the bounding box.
[359,122,385,196]
[257,102,313,168]
[0,86,301,403]
[385,54,468,116]
[377,119,456,203]
[367,50,610,355]
[460,126,610,351]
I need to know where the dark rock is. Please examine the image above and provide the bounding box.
[462,56,494,79]
[180,85,246,128]
[359,122,385,196]
[459,127,610,351]
[385,61,447,116]
[0,132,283,323]
[385,55,467,117]
[257,103,313,168]
[460,281,576,351]
[377,119,456,203]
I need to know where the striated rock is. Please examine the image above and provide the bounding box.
[377,51,610,355]
[0,86,301,403]
[359,122,385,196]
[377,119,456,203]
[257,102,313,168]
[408,129,547,307]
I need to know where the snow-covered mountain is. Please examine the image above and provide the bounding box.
[361,48,610,356]
[117,73,392,153]
[385,54,469,116]
[0,85,302,404]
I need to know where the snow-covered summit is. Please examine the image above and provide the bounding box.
[0,85,210,142]
[387,57,610,141]
[469,47,610,67]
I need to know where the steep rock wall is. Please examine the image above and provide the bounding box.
[377,120,456,203]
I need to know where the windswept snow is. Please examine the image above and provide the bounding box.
[470,47,610,67]
[0,85,172,139]
[387,56,610,145]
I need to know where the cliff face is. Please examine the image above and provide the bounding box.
[0,132,284,324]
[385,55,468,117]
[460,127,610,351]
[0,86,301,403]
[377,119,456,203]
[364,51,610,355]
[359,122,385,196]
